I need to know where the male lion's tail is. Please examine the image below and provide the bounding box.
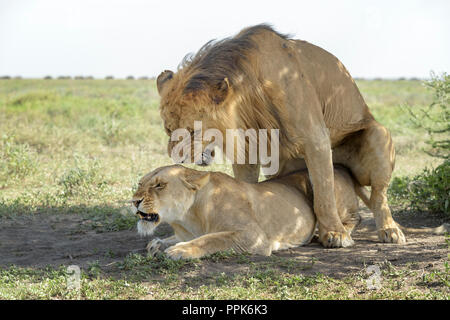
[353,180,449,235]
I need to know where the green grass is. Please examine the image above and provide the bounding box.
[0,78,448,300]
[1,253,448,300]
[0,79,232,214]
[0,79,442,207]
[0,265,148,299]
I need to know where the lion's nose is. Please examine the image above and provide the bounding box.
[133,199,143,208]
[197,150,214,166]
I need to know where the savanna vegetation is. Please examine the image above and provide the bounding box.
[0,76,448,299]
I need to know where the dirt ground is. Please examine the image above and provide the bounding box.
[0,209,448,279]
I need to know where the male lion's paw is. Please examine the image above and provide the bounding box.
[164,243,200,260]
[320,231,354,248]
[377,227,406,244]
[146,238,165,257]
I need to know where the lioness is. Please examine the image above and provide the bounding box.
[131,165,362,259]
[156,24,405,248]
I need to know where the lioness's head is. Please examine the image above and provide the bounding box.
[131,165,210,236]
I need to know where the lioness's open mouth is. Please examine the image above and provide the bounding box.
[137,211,159,223]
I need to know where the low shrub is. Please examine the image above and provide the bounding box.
[390,159,449,216]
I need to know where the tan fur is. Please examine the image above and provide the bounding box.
[157,24,405,247]
[131,165,364,259]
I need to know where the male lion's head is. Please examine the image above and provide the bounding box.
[131,165,210,236]
[157,69,231,166]
[156,27,293,169]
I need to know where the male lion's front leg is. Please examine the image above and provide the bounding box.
[304,135,354,248]
[232,164,260,183]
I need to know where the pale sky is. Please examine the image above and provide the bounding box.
[0,0,449,79]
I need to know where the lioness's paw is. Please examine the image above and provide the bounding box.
[146,238,164,256]
[320,231,354,248]
[377,227,406,244]
[164,243,200,260]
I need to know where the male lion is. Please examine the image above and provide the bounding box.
[131,165,363,259]
[156,24,405,248]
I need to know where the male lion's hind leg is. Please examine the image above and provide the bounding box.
[363,125,405,244]
[333,123,406,244]
[370,186,406,244]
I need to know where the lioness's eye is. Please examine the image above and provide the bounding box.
[155,183,165,190]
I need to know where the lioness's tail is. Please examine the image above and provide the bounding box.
[353,181,449,235]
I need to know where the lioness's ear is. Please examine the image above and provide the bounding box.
[181,171,210,191]
[211,77,230,105]
[157,70,174,95]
